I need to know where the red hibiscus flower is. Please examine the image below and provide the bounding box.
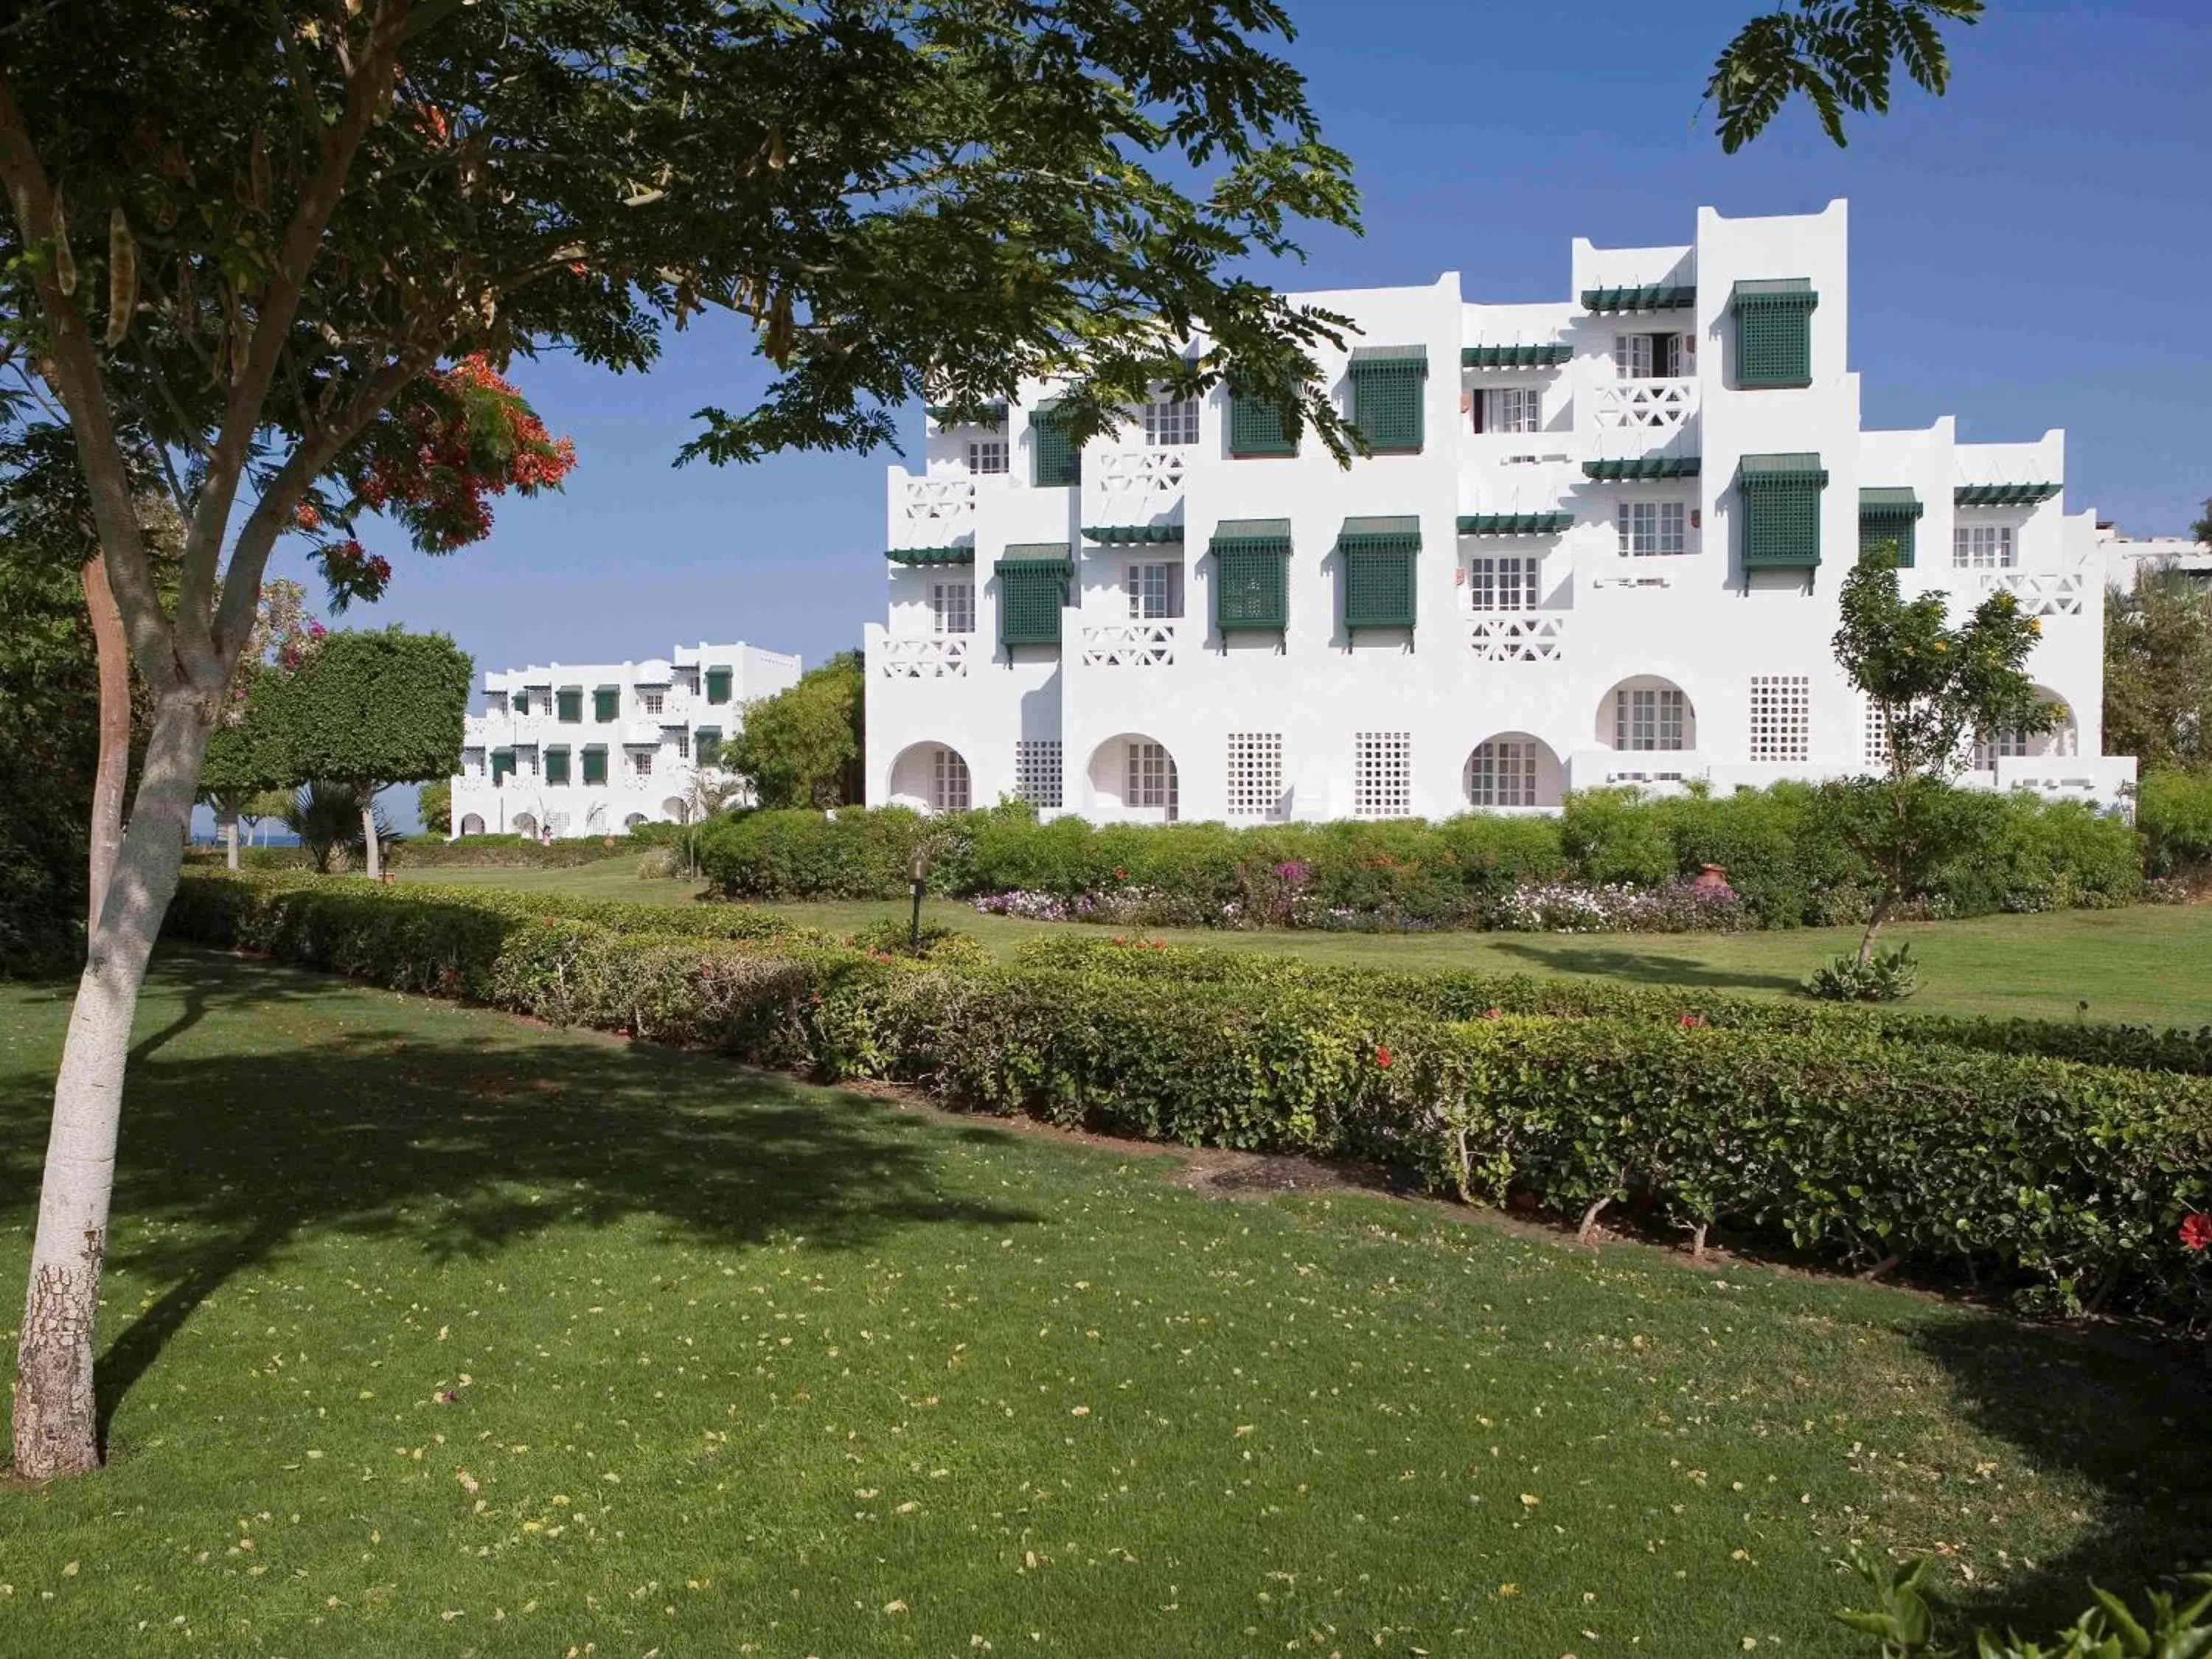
[2182,1213,2212,1252]
[1374,1046,1393,1070]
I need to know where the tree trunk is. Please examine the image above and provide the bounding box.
[360,792,381,880]
[80,553,131,936]
[222,812,240,871]
[1856,888,1899,968]
[13,689,213,1480]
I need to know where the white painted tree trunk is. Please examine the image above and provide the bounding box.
[222,813,240,871]
[360,795,381,880]
[13,690,213,1479]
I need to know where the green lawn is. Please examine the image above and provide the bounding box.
[400,858,2212,1026]
[4,953,2207,1655]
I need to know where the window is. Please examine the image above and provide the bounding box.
[1862,698,1891,773]
[1142,399,1199,448]
[1474,386,1540,434]
[1748,675,1810,763]
[967,439,1009,475]
[581,746,608,786]
[557,687,582,723]
[1125,741,1178,815]
[1614,688,1686,751]
[1467,554,1539,613]
[545,747,571,785]
[1228,390,1295,457]
[520,745,539,777]
[1348,350,1427,453]
[1014,740,1062,809]
[631,748,655,779]
[930,580,975,635]
[462,747,484,778]
[705,667,733,703]
[669,727,689,760]
[1954,524,2015,569]
[931,746,971,813]
[639,688,664,715]
[1127,562,1180,620]
[485,694,507,717]
[1225,733,1284,819]
[674,666,700,694]
[1031,408,1079,487]
[491,749,515,785]
[694,727,722,767]
[1613,333,1683,380]
[1352,731,1413,818]
[1731,281,1818,389]
[593,686,620,723]
[1616,500,1687,556]
[1467,740,1539,808]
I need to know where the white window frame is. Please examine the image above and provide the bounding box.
[1126,561,1180,620]
[1125,740,1178,815]
[1141,398,1200,448]
[930,580,975,636]
[631,748,655,780]
[639,688,664,715]
[671,727,690,760]
[1616,499,1687,557]
[931,746,971,813]
[1486,386,1541,434]
[1614,687,1686,751]
[967,438,1009,476]
[1467,554,1540,613]
[1953,523,2016,569]
[1467,740,1539,808]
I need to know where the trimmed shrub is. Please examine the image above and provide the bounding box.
[170,872,2212,1330]
[2140,768,2212,875]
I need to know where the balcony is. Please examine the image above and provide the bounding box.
[1588,376,1698,446]
[1083,448,1186,530]
[1466,613,1565,662]
[622,718,666,746]
[894,474,978,538]
[1079,620,1179,667]
[1980,571,2087,618]
[877,635,973,679]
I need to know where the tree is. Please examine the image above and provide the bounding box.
[199,582,327,869]
[726,653,864,810]
[2106,569,2212,775]
[1,0,1368,1478]
[1823,543,2052,964]
[1706,1,1984,151]
[255,630,473,879]
[417,778,452,839]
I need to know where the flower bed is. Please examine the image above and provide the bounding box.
[167,872,2212,1328]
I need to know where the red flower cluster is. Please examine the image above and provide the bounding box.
[1482,1006,1502,1020]
[1677,1013,1706,1029]
[2183,1213,2212,1253]
[1374,1046,1393,1070]
[355,354,577,552]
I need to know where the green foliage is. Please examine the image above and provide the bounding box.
[173,873,2212,1327]
[1806,942,1921,1002]
[2140,771,2212,875]
[723,654,862,810]
[282,782,393,874]
[844,918,992,968]
[417,778,451,838]
[2105,571,2212,775]
[255,628,473,792]
[1835,1545,2212,1658]
[1705,0,1984,153]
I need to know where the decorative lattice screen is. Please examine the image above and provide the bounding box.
[1348,349,1427,453]
[1748,675,1811,763]
[1225,732,1284,819]
[1013,740,1062,809]
[1352,731,1413,818]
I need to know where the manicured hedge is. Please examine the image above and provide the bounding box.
[2140,768,2212,876]
[167,873,2212,1327]
[1008,935,2212,1077]
[697,786,2143,929]
[185,827,686,874]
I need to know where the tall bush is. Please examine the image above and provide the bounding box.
[2140,768,2212,875]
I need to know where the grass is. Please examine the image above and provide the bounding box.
[399,858,2212,1026]
[4,953,2208,1656]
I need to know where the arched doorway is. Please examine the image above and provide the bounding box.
[1596,675,1696,751]
[887,742,974,813]
[1464,734,1564,810]
[1087,734,1179,822]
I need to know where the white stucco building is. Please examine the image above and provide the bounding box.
[864,200,2136,822]
[451,641,801,837]
[2100,523,2211,592]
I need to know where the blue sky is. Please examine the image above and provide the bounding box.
[269,0,2212,703]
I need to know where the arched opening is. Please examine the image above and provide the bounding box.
[1597,675,1696,752]
[510,811,538,838]
[887,742,973,813]
[1464,734,1564,810]
[1087,734,1179,822]
[1978,687,2078,768]
[661,797,690,823]
[458,813,486,837]
[623,813,649,830]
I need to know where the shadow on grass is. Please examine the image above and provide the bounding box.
[1,952,1038,1453]
[1903,1318,2211,1632]
[1487,938,1809,993]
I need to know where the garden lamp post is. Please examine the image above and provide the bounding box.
[908,844,931,953]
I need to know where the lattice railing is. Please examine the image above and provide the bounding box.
[877,635,972,678]
[1981,571,2087,617]
[1466,613,1565,662]
[900,476,977,529]
[1093,448,1187,502]
[1590,378,1698,434]
[1079,621,1178,667]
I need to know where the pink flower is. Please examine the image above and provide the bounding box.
[1375,1046,1393,1070]
[1483,1007,1502,1020]
[2183,1213,2212,1252]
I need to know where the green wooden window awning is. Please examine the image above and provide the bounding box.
[1339,515,1420,632]
[1583,456,1701,481]
[998,548,1073,649]
[490,748,516,785]
[580,745,609,786]
[1457,512,1575,536]
[1955,482,2061,507]
[1030,403,1080,487]
[1210,518,1291,633]
[1581,284,1695,313]
[1858,487,1924,568]
[1227,389,1296,457]
[925,402,1007,428]
[1081,524,1183,546]
[593,686,620,723]
[1739,453,1829,571]
[1731,279,1818,390]
[1462,344,1571,369]
[886,545,975,566]
[1348,347,1427,454]
[556,687,583,723]
[693,726,723,765]
[543,745,571,785]
[704,667,733,704]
